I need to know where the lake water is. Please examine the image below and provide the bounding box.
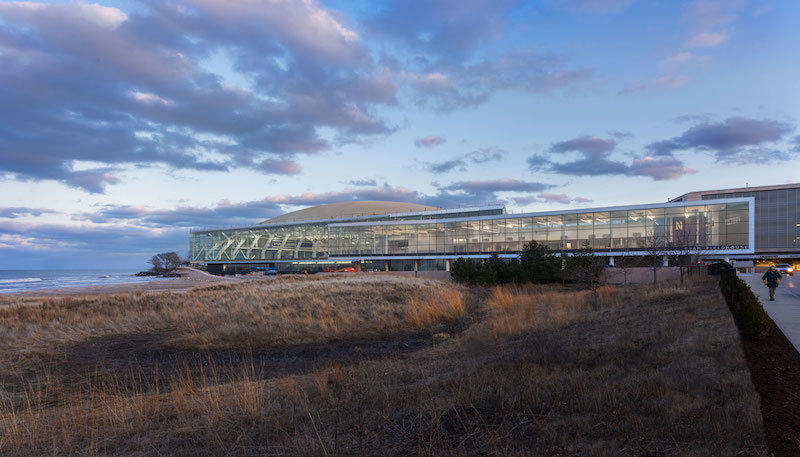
[0,269,171,294]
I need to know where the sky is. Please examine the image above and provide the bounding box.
[0,0,798,269]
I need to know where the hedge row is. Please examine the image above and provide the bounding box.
[719,273,771,340]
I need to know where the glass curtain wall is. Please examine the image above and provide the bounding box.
[190,206,506,263]
[190,223,329,262]
[328,201,750,256]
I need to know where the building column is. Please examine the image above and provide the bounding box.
[608,256,615,267]
[662,255,669,267]
[414,259,419,277]
[385,260,390,272]
[445,259,451,272]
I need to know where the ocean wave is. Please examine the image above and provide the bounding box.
[0,277,43,284]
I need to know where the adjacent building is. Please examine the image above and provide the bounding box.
[670,183,800,262]
[190,183,800,274]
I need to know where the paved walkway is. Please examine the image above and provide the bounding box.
[740,273,800,352]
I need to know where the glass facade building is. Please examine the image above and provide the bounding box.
[188,196,764,274]
[189,206,504,263]
[328,199,753,258]
[671,183,800,258]
[701,189,799,252]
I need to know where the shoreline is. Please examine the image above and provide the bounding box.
[10,267,236,297]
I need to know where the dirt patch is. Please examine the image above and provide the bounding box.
[740,319,800,456]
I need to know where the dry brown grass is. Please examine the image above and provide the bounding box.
[405,286,465,327]
[485,285,594,337]
[0,275,466,366]
[0,275,767,456]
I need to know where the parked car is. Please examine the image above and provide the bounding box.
[336,267,356,272]
[249,266,277,276]
[707,261,734,276]
[774,263,794,276]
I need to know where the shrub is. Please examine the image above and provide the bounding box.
[519,241,561,283]
[719,273,771,339]
[450,241,560,286]
[451,257,480,285]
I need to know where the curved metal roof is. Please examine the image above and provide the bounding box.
[258,201,440,225]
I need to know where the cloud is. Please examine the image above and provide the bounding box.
[510,195,541,205]
[0,0,594,191]
[86,180,561,231]
[511,193,594,206]
[629,156,697,181]
[646,117,795,163]
[257,158,302,175]
[422,158,468,174]
[550,136,616,155]
[684,0,742,31]
[529,134,696,180]
[84,201,284,229]
[366,0,519,63]
[608,131,634,140]
[420,146,506,174]
[687,31,729,48]
[536,192,572,204]
[267,185,423,209]
[466,147,506,163]
[347,179,378,186]
[618,75,690,95]
[546,136,631,176]
[0,0,397,192]
[414,135,446,148]
[369,1,591,111]
[64,169,123,194]
[619,1,742,99]
[402,50,592,111]
[427,179,553,208]
[0,207,58,218]
[671,114,711,124]
[658,52,711,68]
[0,218,189,269]
[682,0,744,49]
[442,179,550,194]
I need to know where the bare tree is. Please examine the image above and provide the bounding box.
[567,241,607,309]
[643,231,668,285]
[666,232,708,287]
[149,254,164,272]
[149,252,183,273]
[615,238,632,286]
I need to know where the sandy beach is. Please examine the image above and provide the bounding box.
[12,267,236,297]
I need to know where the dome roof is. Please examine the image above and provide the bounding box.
[258,201,440,225]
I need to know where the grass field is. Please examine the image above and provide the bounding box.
[0,275,766,456]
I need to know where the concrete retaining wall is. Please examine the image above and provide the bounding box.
[602,267,681,284]
[378,271,452,281]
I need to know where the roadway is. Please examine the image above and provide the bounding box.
[740,273,800,352]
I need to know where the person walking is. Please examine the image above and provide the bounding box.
[762,266,782,301]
